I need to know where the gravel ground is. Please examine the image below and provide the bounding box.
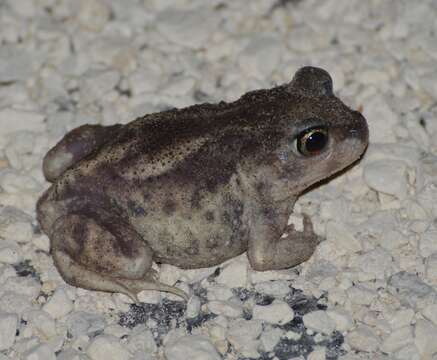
[1,0,437,359]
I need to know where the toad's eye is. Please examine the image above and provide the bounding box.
[295,126,329,156]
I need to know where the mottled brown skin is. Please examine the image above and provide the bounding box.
[37,67,369,301]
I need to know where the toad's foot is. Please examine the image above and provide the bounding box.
[53,249,189,302]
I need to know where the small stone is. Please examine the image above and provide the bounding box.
[206,284,234,301]
[386,308,415,329]
[323,221,362,258]
[252,300,294,325]
[77,0,111,32]
[65,312,106,339]
[87,335,131,360]
[0,169,41,194]
[0,109,45,138]
[419,230,437,258]
[303,310,336,335]
[6,0,36,17]
[414,319,437,358]
[0,220,33,244]
[227,319,263,359]
[55,348,87,360]
[0,240,21,264]
[362,96,398,143]
[79,69,120,105]
[161,76,196,97]
[380,326,413,354]
[0,46,34,83]
[394,343,421,360]
[216,258,248,289]
[22,343,56,360]
[346,284,377,306]
[207,322,227,354]
[308,347,326,360]
[3,276,41,299]
[353,248,396,281]
[24,310,57,339]
[260,327,283,352]
[207,299,244,318]
[43,288,73,319]
[254,280,291,297]
[127,325,157,354]
[346,325,380,352]
[156,7,220,49]
[185,296,201,319]
[0,312,18,351]
[364,159,409,199]
[238,33,282,79]
[165,335,221,360]
[425,252,437,286]
[0,292,34,316]
[388,271,437,309]
[326,309,354,332]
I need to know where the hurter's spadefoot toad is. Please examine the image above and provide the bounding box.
[37,67,369,301]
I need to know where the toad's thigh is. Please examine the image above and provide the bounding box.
[51,213,153,279]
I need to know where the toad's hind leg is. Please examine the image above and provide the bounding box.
[50,214,188,301]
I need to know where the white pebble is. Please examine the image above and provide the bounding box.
[77,0,111,32]
[414,319,437,358]
[207,300,244,318]
[380,326,413,354]
[24,310,57,339]
[394,343,421,360]
[216,258,248,289]
[238,33,282,80]
[79,69,120,105]
[0,46,34,83]
[22,343,56,360]
[326,308,354,332]
[206,284,234,301]
[0,241,21,264]
[362,96,398,143]
[386,308,415,329]
[308,347,326,360]
[156,7,220,49]
[0,312,18,351]
[388,271,437,309]
[353,248,396,281]
[0,169,41,194]
[127,326,157,354]
[303,310,336,335]
[65,312,106,339]
[227,319,263,359]
[185,296,201,319]
[165,335,221,360]
[419,230,437,258]
[364,159,409,199]
[0,220,33,244]
[325,221,362,256]
[254,280,291,298]
[87,335,131,360]
[0,109,45,141]
[43,288,73,319]
[3,276,41,299]
[425,252,437,286]
[0,291,34,317]
[252,300,294,325]
[259,327,283,352]
[346,325,380,352]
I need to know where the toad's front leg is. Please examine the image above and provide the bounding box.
[49,211,188,301]
[247,202,321,271]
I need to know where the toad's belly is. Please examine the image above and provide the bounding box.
[131,215,250,269]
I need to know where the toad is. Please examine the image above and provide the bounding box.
[37,67,368,301]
